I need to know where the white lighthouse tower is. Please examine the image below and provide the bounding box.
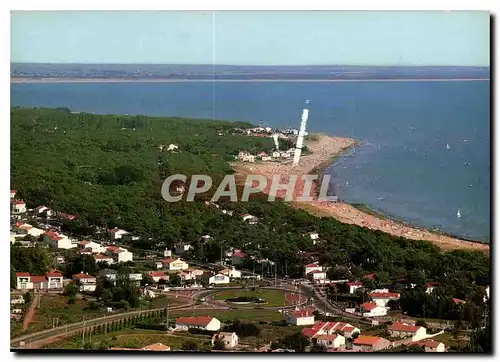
[292,100,310,166]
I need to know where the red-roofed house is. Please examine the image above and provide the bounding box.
[357,302,387,317]
[162,258,189,270]
[73,273,97,292]
[452,298,466,304]
[425,282,438,294]
[285,307,315,326]
[12,200,26,214]
[176,316,221,331]
[15,271,63,290]
[347,281,364,294]
[323,321,361,338]
[411,340,446,352]
[304,263,323,276]
[78,240,105,254]
[389,322,427,339]
[315,334,346,349]
[58,213,76,222]
[94,253,115,265]
[10,190,17,199]
[363,273,376,280]
[15,272,32,290]
[43,230,75,249]
[147,271,169,283]
[352,335,392,352]
[105,245,133,263]
[232,250,247,265]
[369,290,400,307]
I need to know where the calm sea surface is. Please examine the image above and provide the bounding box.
[10,81,491,242]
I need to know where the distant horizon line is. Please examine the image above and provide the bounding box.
[11,62,490,68]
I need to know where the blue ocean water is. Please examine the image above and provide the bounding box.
[10,81,490,241]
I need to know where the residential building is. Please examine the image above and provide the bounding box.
[105,245,133,263]
[121,234,141,243]
[285,307,315,326]
[147,271,169,283]
[78,240,105,254]
[315,334,346,349]
[15,223,45,237]
[15,271,63,291]
[304,263,322,276]
[368,291,400,308]
[167,144,178,151]
[94,253,115,265]
[154,261,163,269]
[209,273,230,285]
[129,273,143,283]
[237,151,255,162]
[347,281,364,294]
[232,250,247,265]
[108,228,129,240]
[10,190,17,199]
[308,232,319,241]
[175,316,221,331]
[162,258,189,270]
[34,205,48,214]
[12,200,27,214]
[219,267,242,279]
[357,302,387,317]
[174,242,192,255]
[452,298,466,304]
[308,270,327,280]
[43,230,75,249]
[99,269,118,284]
[411,340,446,352]
[15,272,33,290]
[185,268,204,278]
[388,322,427,339]
[164,248,172,257]
[352,335,392,352]
[212,332,239,349]
[72,273,97,292]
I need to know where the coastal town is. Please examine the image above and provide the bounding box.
[10,182,489,352]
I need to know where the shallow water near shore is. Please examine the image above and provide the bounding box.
[11,80,490,242]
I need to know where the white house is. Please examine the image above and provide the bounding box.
[105,246,133,263]
[209,273,230,285]
[368,291,400,308]
[272,151,281,158]
[129,273,143,283]
[15,272,33,290]
[162,258,189,271]
[358,302,387,317]
[285,307,315,326]
[167,144,179,151]
[15,223,45,238]
[219,268,242,279]
[155,261,163,269]
[304,263,323,276]
[94,253,115,265]
[78,240,105,254]
[212,332,239,349]
[315,334,346,349]
[237,151,255,163]
[164,248,172,257]
[347,281,364,294]
[99,269,118,284]
[72,273,97,292]
[43,230,75,249]
[412,340,446,352]
[15,270,63,291]
[388,322,427,339]
[308,270,327,280]
[108,228,129,240]
[352,336,392,352]
[12,200,27,214]
[174,242,192,255]
[176,316,221,331]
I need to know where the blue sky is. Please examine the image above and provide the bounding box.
[11,11,490,66]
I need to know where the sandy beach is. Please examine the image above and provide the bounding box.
[234,134,490,253]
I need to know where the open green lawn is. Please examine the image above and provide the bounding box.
[46,328,211,350]
[214,289,286,307]
[169,309,284,323]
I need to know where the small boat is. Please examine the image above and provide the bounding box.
[446,144,451,150]
[345,181,349,186]
[457,209,462,218]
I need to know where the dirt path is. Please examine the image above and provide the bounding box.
[23,292,41,331]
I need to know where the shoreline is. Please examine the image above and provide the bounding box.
[233,133,489,253]
[10,77,490,84]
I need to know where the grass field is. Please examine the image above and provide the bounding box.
[169,309,284,322]
[214,289,286,307]
[46,328,210,350]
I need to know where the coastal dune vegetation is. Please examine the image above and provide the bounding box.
[11,107,489,323]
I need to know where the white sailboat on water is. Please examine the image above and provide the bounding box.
[446,143,451,150]
[456,209,461,218]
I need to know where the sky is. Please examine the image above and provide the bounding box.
[10,11,490,66]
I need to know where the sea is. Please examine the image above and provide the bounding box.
[10,80,491,242]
